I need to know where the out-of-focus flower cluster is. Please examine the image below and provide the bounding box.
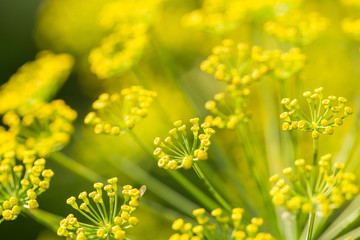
[204,88,251,129]
[153,119,214,170]
[0,51,73,115]
[342,18,360,42]
[0,151,54,222]
[270,154,358,216]
[57,177,142,240]
[201,40,306,90]
[84,86,157,135]
[264,12,328,46]
[2,100,77,157]
[170,208,274,240]
[280,87,353,139]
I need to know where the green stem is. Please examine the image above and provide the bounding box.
[192,162,232,212]
[313,138,319,166]
[128,130,219,210]
[22,208,62,233]
[50,151,104,183]
[306,211,316,240]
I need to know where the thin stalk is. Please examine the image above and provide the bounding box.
[192,162,231,212]
[50,151,104,183]
[313,138,319,166]
[306,211,316,240]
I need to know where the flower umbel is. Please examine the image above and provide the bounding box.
[3,100,77,157]
[0,51,74,115]
[269,154,358,216]
[170,208,274,240]
[58,178,142,240]
[204,87,251,129]
[264,12,328,46]
[0,150,54,223]
[154,118,214,170]
[84,86,157,135]
[280,87,353,139]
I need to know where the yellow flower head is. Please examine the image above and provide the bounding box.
[182,0,247,34]
[154,118,214,170]
[3,100,77,157]
[0,51,74,114]
[0,150,54,223]
[341,0,360,7]
[88,24,148,79]
[99,0,163,30]
[58,178,143,240]
[264,11,328,46]
[280,87,353,138]
[201,40,306,89]
[170,208,274,240]
[269,154,358,216]
[204,87,251,129]
[342,18,360,42]
[84,86,157,135]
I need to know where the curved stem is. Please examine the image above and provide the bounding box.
[192,162,232,212]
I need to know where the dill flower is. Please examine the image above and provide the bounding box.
[342,18,360,42]
[269,154,358,216]
[3,100,77,157]
[88,24,148,79]
[0,150,54,222]
[201,40,306,88]
[169,208,274,240]
[268,48,306,80]
[200,39,271,87]
[99,0,163,30]
[0,51,74,115]
[204,87,251,129]
[153,118,214,170]
[84,86,157,135]
[280,87,353,139]
[182,0,247,34]
[57,177,143,240]
[264,12,328,46]
[341,0,360,7]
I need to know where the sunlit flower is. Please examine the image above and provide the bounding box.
[57,177,143,240]
[0,150,54,223]
[169,208,274,240]
[89,24,148,79]
[264,11,328,46]
[269,154,358,216]
[153,118,214,170]
[182,0,247,34]
[0,51,74,114]
[280,87,353,139]
[3,100,77,157]
[204,87,251,129]
[84,86,157,135]
[342,18,360,42]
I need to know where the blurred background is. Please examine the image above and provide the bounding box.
[1,0,360,239]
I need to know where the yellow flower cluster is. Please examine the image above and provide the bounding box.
[204,87,251,129]
[84,86,157,135]
[269,154,358,216]
[264,12,328,46]
[88,24,148,79]
[341,0,360,7]
[57,178,142,240]
[153,119,214,170]
[201,40,306,89]
[170,208,274,240]
[99,0,163,29]
[280,87,353,139]
[182,0,247,34]
[0,150,54,223]
[342,18,360,42]
[0,51,74,114]
[3,100,77,157]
